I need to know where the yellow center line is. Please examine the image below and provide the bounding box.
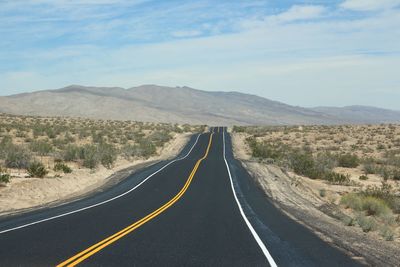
[57,133,214,267]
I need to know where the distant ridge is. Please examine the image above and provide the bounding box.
[1,85,399,125]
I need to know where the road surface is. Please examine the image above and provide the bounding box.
[0,128,362,266]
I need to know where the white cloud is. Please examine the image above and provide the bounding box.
[273,5,326,22]
[340,0,400,11]
[240,5,327,29]
[171,30,202,38]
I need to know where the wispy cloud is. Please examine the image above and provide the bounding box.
[340,0,400,11]
[270,5,327,23]
[171,30,203,38]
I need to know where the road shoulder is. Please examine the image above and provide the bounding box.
[231,132,400,267]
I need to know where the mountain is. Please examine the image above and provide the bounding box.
[0,85,399,125]
[312,106,400,124]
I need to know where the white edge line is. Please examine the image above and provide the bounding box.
[0,133,202,234]
[223,129,277,267]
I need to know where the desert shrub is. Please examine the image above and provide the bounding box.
[289,151,320,179]
[80,145,99,169]
[0,135,13,159]
[363,158,378,174]
[359,175,368,180]
[233,126,246,133]
[361,183,400,214]
[148,131,172,146]
[0,167,10,184]
[27,162,48,178]
[5,146,32,169]
[63,145,80,162]
[377,144,385,150]
[122,144,137,160]
[91,132,104,143]
[341,190,396,218]
[247,137,285,160]
[337,153,359,168]
[361,197,391,217]
[64,132,75,143]
[314,152,336,174]
[137,139,157,158]
[340,215,355,226]
[97,142,117,169]
[392,169,400,180]
[324,172,350,185]
[54,162,72,174]
[356,215,376,232]
[341,193,363,210]
[379,225,395,241]
[319,189,326,197]
[29,140,53,156]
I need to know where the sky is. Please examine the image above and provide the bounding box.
[0,0,399,109]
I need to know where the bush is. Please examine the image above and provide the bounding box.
[319,189,326,197]
[356,215,376,232]
[341,192,394,218]
[363,161,377,175]
[359,175,368,180]
[5,146,32,169]
[289,151,320,179]
[314,152,336,174]
[0,167,10,184]
[340,215,355,226]
[247,138,286,160]
[98,142,117,169]
[137,139,157,158]
[27,162,48,178]
[0,135,13,159]
[54,162,72,174]
[63,145,80,162]
[324,172,350,185]
[81,145,98,169]
[337,153,359,168]
[148,131,172,146]
[392,169,400,180]
[361,197,391,217]
[341,193,363,210]
[29,140,53,156]
[361,183,400,214]
[379,226,395,241]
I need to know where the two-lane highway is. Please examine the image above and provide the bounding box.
[0,128,362,266]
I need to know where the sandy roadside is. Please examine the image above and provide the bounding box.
[0,133,192,217]
[231,132,400,267]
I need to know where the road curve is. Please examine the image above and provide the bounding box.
[0,128,362,266]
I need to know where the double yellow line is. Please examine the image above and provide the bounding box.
[57,133,214,267]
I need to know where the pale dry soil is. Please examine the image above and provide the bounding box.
[232,132,400,267]
[0,133,191,216]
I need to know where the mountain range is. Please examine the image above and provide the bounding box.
[0,85,399,125]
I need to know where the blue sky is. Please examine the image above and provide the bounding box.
[0,0,399,109]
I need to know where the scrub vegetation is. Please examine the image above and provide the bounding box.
[0,113,205,180]
[234,124,400,242]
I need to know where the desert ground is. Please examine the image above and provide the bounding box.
[232,125,400,266]
[0,113,205,215]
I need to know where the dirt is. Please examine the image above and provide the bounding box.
[0,133,191,216]
[231,132,400,267]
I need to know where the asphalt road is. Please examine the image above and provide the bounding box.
[0,128,362,266]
